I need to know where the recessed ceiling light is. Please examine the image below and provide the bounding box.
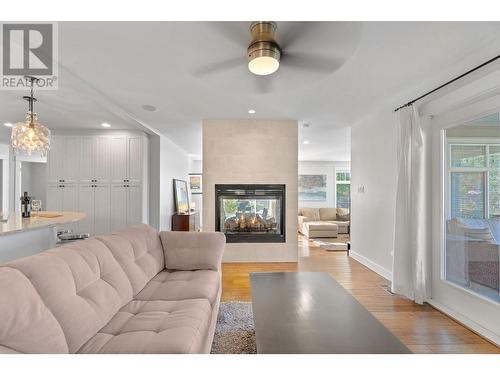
[142,104,158,112]
[303,140,310,145]
[101,123,111,128]
[248,109,256,114]
[3,122,13,128]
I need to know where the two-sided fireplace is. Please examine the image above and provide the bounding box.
[215,184,286,243]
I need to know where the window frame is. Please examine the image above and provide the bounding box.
[335,169,351,209]
[446,137,500,220]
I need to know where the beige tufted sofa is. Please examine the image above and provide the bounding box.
[298,207,350,238]
[0,224,225,354]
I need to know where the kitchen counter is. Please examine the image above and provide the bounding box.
[0,211,86,264]
[0,211,85,236]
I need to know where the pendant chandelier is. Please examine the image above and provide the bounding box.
[11,76,51,156]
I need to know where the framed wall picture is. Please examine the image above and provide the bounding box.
[173,179,190,214]
[298,174,327,201]
[189,173,203,194]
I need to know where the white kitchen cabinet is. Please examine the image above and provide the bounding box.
[46,184,63,211]
[128,136,142,183]
[63,137,80,182]
[47,137,64,182]
[78,183,110,235]
[48,137,80,183]
[47,133,148,236]
[111,137,128,183]
[127,184,143,226]
[95,136,111,182]
[110,183,143,231]
[94,184,110,235]
[79,137,95,182]
[47,183,78,232]
[110,184,128,232]
[77,184,94,234]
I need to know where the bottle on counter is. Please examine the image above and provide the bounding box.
[20,192,32,218]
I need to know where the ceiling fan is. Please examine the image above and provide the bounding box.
[194,21,362,93]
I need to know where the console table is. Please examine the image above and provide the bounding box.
[171,211,200,231]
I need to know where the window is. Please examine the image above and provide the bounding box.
[335,171,351,209]
[449,144,500,219]
[444,117,500,302]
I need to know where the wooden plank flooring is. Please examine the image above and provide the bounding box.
[221,235,500,354]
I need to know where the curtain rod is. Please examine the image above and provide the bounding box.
[394,53,500,112]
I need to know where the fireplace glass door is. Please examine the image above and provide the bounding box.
[216,185,285,243]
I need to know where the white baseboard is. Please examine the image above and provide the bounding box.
[426,298,500,347]
[349,250,392,281]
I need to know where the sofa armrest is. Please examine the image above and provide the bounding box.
[298,215,312,228]
[159,231,226,271]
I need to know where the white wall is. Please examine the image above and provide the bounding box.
[188,159,203,228]
[203,119,298,262]
[0,143,8,213]
[149,134,190,231]
[350,111,397,278]
[298,161,350,208]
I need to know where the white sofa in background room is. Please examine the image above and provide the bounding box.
[298,207,350,238]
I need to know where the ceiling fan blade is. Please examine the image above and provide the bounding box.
[253,76,274,94]
[193,57,243,78]
[205,22,250,47]
[282,51,345,73]
[278,22,321,50]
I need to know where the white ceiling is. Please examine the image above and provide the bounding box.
[2,21,500,160]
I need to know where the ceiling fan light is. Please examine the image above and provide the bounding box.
[248,56,280,76]
[247,40,281,76]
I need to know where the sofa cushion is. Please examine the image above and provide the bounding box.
[77,299,212,354]
[299,208,320,221]
[160,231,225,271]
[5,238,133,353]
[0,267,69,354]
[305,222,338,231]
[336,208,350,220]
[319,208,337,221]
[135,270,220,307]
[96,224,165,295]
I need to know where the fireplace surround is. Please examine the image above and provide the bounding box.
[215,184,286,243]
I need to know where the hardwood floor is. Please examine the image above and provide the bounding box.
[221,235,500,354]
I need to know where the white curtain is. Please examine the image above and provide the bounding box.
[392,104,431,304]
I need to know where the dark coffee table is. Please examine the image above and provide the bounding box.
[250,272,411,354]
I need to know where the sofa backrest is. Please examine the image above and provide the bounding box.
[95,224,165,295]
[298,207,320,221]
[0,267,69,353]
[319,208,337,221]
[3,238,134,353]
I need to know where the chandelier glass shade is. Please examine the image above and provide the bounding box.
[11,76,51,156]
[11,112,51,156]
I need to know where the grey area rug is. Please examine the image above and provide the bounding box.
[211,301,257,354]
